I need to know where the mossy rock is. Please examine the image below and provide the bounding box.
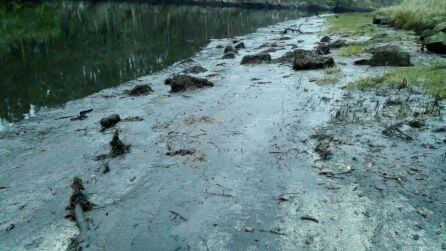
[423,32,446,55]
[433,22,446,33]
[369,46,411,66]
[421,29,436,41]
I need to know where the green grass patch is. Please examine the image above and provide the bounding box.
[327,13,377,36]
[316,67,341,85]
[337,45,365,56]
[347,61,446,99]
[376,0,446,32]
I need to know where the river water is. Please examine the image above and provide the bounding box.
[0,1,308,127]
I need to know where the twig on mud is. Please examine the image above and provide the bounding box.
[301,216,319,223]
[150,163,177,169]
[208,141,221,152]
[258,229,288,236]
[0,186,8,190]
[205,192,234,198]
[169,211,188,222]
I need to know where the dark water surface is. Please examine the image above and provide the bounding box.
[0,1,308,126]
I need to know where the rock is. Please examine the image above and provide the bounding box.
[320,35,331,43]
[315,43,330,55]
[373,15,392,25]
[354,58,370,65]
[433,22,446,33]
[216,45,224,48]
[293,49,335,70]
[279,36,291,40]
[432,127,446,133]
[241,53,272,64]
[274,51,295,63]
[164,75,214,92]
[166,149,195,156]
[99,114,121,129]
[258,42,279,49]
[110,130,130,157]
[224,45,237,54]
[420,29,436,41]
[6,224,15,232]
[297,39,305,43]
[234,42,246,50]
[222,46,238,59]
[368,46,411,66]
[222,52,236,59]
[423,32,446,55]
[329,39,347,48]
[126,84,153,96]
[181,65,207,74]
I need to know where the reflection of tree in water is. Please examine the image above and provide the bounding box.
[0,2,306,122]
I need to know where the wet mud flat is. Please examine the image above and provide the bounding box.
[0,15,445,250]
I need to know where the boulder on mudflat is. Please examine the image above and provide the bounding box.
[292,49,335,70]
[100,114,121,129]
[125,84,153,96]
[164,75,214,92]
[423,32,446,55]
[368,46,411,66]
[241,53,272,64]
[234,42,246,50]
[320,36,331,43]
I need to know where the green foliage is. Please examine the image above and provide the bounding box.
[337,44,364,56]
[347,61,446,99]
[376,0,446,31]
[327,13,378,36]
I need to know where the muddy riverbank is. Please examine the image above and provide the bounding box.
[0,15,445,250]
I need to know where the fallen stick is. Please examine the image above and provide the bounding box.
[169,211,188,222]
[301,216,319,223]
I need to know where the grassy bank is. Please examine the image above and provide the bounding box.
[375,0,446,31]
[347,61,446,99]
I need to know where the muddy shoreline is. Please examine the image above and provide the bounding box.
[0,15,445,250]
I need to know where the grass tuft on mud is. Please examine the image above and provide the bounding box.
[347,60,446,99]
[337,45,365,56]
[316,67,341,85]
[327,13,376,36]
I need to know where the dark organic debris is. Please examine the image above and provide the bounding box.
[125,84,153,96]
[382,123,413,141]
[241,53,272,64]
[258,229,288,236]
[301,216,319,223]
[65,177,94,221]
[70,109,94,121]
[99,114,121,130]
[234,42,246,50]
[6,224,15,232]
[181,65,207,74]
[408,120,425,128]
[110,130,130,157]
[432,127,446,133]
[98,162,110,174]
[165,75,214,92]
[166,149,195,156]
[293,49,335,70]
[94,154,108,161]
[0,186,8,190]
[123,116,144,122]
[314,142,332,161]
[315,43,330,55]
